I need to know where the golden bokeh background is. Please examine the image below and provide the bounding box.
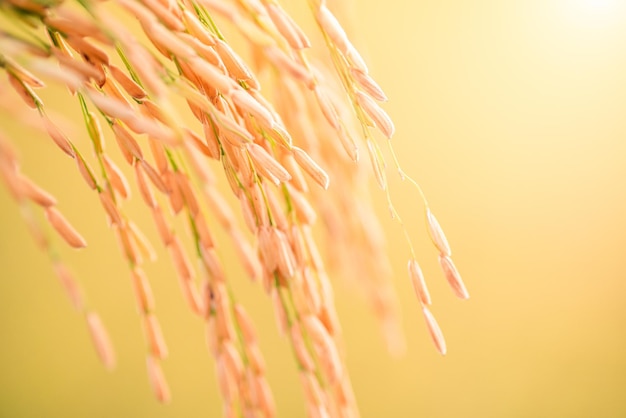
[2,0,626,416]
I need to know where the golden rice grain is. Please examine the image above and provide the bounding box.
[356,91,395,139]
[146,355,171,403]
[131,267,155,313]
[45,207,87,248]
[52,263,84,311]
[109,65,147,100]
[427,208,452,257]
[408,259,431,306]
[292,147,330,190]
[144,314,169,359]
[438,255,470,300]
[18,175,57,207]
[421,306,447,355]
[86,312,116,369]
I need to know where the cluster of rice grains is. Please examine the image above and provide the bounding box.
[0,0,470,417]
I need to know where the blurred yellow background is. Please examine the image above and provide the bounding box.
[2,0,626,417]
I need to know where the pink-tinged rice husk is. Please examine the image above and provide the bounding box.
[346,45,369,74]
[216,359,238,403]
[146,355,171,403]
[117,0,158,27]
[287,186,317,225]
[315,337,342,385]
[272,228,296,279]
[246,343,266,375]
[131,268,155,313]
[200,118,221,161]
[337,125,359,162]
[66,36,110,66]
[271,288,289,336]
[240,194,258,233]
[421,306,447,355]
[148,139,169,174]
[231,89,275,128]
[184,127,212,158]
[438,255,470,300]
[44,10,108,43]
[302,315,331,346]
[316,5,350,54]
[45,207,87,248]
[152,205,173,246]
[193,212,214,250]
[288,227,307,270]
[102,79,133,109]
[75,152,97,190]
[301,225,324,272]
[144,314,169,359]
[188,57,235,95]
[356,91,395,139]
[180,276,205,316]
[128,221,157,262]
[292,147,330,189]
[221,341,244,380]
[103,155,131,199]
[182,10,217,46]
[234,304,258,343]
[350,68,388,102]
[291,323,315,371]
[141,100,169,126]
[99,190,123,226]
[115,223,143,265]
[135,163,157,208]
[21,207,49,250]
[214,284,236,340]
[18,175,57,207]
[86,312,116,369]
[258,226,278,274]
[282,153,309,193]
[112,123,143,162]
[301,269,322,315]
[175,172,200,216]
[231,230,263,282]
[249,183,270,228]
[408,259,431,306]
[8,72,39,109]
[247,143,292,184]
[313,86,341,130]
[183,141,216,185]
[201,246,226,283]
[144,20,195,60]
[204,187,236,231]
[109,65,147,100]
[55,53,105,87]
[267,3,311,50]
[42,117,75,158]
[169,236,194,281]
[205,315,219,356]
[178,35,220,65]
[53,263,84,311]
[142,0,185,31]
[427,208,452,257]
[140,160,169,194]
[264,186,288,231]
[265,46,315,88]
[366,139,387,189]
[5,58,44,88]
[254,376,276,418]
[214,39,259,89]
[300,371,325,407]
